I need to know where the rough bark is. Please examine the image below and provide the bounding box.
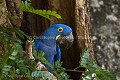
[0,0,22,54]
[0,1,7,25]
[21,0,93,79]
[91,0,120,79]
[74,0,94,56]
[2,0,23,28]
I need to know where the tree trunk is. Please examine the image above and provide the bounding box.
[21,0,94,79]
[0,0,22,54]
[2,0,22,28]
[91,0,120,79]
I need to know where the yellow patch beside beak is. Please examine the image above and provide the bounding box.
[56,35,61,40]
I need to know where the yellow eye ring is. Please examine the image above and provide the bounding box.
[58,27,63,32]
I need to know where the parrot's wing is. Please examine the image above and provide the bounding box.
[34,39,40,52]
[34,39,55,70]
[54,45,61,63]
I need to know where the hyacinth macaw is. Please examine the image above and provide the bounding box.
[34,24,74,70]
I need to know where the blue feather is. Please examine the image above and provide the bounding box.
[54,45,61,62]
[34,24,73,70]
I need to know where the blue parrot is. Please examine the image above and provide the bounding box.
[34,24,74,70]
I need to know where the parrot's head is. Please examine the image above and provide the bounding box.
[49,24,74,48]
[40,24,74,48]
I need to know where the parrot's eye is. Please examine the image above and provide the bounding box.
[58,27,63,32]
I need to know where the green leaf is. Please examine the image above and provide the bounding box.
[11,50,18,56]
[19,3,62,20]
[51,11,57,15]
[3,65,11,72]
[31,71,42,77]
[47,10,51,14]
[80,50,90,67]
[42,10,47,14]
[9,56,16,60]
[54,14,62,19]
[38,10,43,14]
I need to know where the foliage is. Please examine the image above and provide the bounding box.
[0,25,32,80]
[0,25,70,80]
[79,50,116,80]
[19,0,62,21]
[33,50,70,80]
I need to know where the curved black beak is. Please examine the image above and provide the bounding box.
[57,32,74,48]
